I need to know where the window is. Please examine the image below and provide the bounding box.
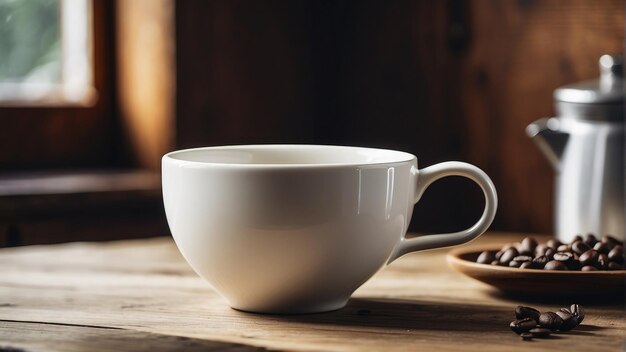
[0,0,114,170]
[0,0,95,106]
[0,1,171,246]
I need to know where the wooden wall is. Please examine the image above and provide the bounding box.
[175,0,625,234]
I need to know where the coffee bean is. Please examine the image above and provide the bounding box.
[555,311,570,320]
[495,250,504,260]
[553,252,582,270]
[510,304,587,339]
[499,248,519,265]
[514,242,534,256]
[516,243,533,256]
[572,234,583,242]
[538,312,563,330]
[519,250,533,257]
[570,304,585,324]
[555,311,579,331]
[547,239,561,249]
[608,262,623,270]
[557,244,570,252]
[579,249,599,267]
[553,251,574,265]
[584,233,599,247]
[593,241,609,254]
[520,332,533,340]
[510,317,537,334]
[521,237,538,254]
[489,236,622,272]
[608,245,624,264]
[544,248,556,259]
[530,327,551,338]
[544,260,567,270]
[597,254,609,269]
[513,255,533,262]
[602,235,622,248]
[572,241,591,255]
[535,244,548,257]
[477,251,495,264]
[532,255,549,268]
[500,244,516,252]
[515,306,541,322]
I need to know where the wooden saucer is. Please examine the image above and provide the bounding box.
[447,247,626,297]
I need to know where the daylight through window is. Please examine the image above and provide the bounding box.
[0,0,95,105]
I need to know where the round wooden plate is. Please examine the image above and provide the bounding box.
[447,247,626,297]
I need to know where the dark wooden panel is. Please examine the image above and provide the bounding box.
[175,0,624,234]
[175,0,480,234]
[176,0,314,146]
[458,0,625,232]
[0,171,168,247]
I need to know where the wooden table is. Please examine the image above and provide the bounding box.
[0,232,624,351]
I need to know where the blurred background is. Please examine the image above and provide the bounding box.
[0,0,623,246]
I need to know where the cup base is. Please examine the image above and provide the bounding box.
[230,299,349,315]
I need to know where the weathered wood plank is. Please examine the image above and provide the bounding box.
[0,233,624,351]
[0,321,264,352]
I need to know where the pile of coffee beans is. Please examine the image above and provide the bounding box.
[477,234,625,270]
[510,304,585,340]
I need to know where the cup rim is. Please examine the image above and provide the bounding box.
[162,144,417,168]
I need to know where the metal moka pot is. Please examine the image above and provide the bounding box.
[526,55,625,243]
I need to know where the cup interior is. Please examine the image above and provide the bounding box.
[165,145,414,166]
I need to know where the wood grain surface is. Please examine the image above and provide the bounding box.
[0,232,624,351]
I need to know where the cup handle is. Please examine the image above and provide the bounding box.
[388,161,498,262]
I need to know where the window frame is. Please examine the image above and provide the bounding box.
[0,0,96,106]
[0,0,119,170]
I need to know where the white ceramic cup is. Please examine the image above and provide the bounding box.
[162,145,497,313]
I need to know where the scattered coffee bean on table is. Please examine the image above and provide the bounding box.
[555,310,578,331]
[476,234,625,271]
[570,304,585,324]
[510,318,537,334]
[529,328,551,338]
[510,304,585,341]
[520,332,533,340]
[538,312,563,330]
[515,306,540,321]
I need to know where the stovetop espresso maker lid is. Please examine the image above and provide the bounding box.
[554,54,624,121]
